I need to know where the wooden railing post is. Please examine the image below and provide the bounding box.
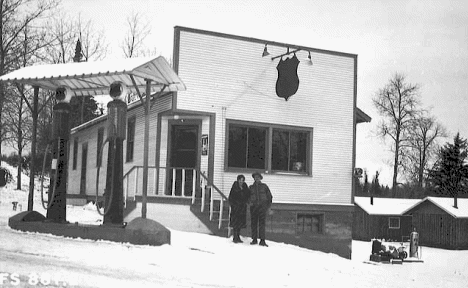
[201,177,206,212]
[227,206,232,237]
[134,167,139,196]
[172,168,176,196]
[153,168,157,196]
[191,169,196,205]
[209,186,214,221]
[125,172,129,199]
[219,198,224,229]
[181,168,186,196]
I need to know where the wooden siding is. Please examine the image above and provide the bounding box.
[409,201,468,249]
[353,206,413,241]
[67,94,172,195]
[175,29,355,204]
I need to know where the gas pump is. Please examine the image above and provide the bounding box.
[45,86,72,222]
[96,81,127,225]
[410,228,419,258]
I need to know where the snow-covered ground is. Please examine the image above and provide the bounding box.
[1,163,468,287]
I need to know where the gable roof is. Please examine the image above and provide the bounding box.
[354,197,421,215]
[403,197,468,219]
[0,56,185,96]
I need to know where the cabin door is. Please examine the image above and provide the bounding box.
[167,123,200,196]
[80,142,88,195]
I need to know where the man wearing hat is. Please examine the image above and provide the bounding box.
[249,171,273,247]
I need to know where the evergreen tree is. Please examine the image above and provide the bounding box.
[371,171,381,196]
[68,39,100,128]
[428,133,468,198]
[69,96,100,128]
[363,170,369,195]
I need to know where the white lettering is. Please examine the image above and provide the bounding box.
[51,159,57,169]
[10,273,20,286]
[0,273,8,284]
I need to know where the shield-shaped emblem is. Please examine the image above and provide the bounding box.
[275,54,300,101]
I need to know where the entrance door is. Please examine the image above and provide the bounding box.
[80,142,88,195]
[168,124,199,196]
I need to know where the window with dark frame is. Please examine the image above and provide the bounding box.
[272,129,307,172]
[227,121,310,173]
[228,125,266,169]
[72,138,78,170]
[388,217,400,229]
[126,117,136,162]
[96,128,104,167]
[296,213,323,234]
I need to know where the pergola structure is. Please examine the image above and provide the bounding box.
[0,56,186,220]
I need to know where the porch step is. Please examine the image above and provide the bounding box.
[133,195,193,205]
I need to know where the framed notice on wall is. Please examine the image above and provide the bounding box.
[201,134,208,155]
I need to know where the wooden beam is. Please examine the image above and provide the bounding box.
[129,74,145,110]
[28,86,39,211]
[141,79,151,219]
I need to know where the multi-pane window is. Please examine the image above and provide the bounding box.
[297,213,323,234]
[126,117,136,162]
[72,138,78,170]
[389,217,400,229]
[227,121,310,174]
[272,130,308,172]
[228,125,266,169]
[96,128,104,167]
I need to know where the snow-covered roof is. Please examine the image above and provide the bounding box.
[0,56,185,96]
[403,197,468,219]
[354,197,421,215]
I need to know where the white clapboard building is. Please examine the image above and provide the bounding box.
[66,26,371,258]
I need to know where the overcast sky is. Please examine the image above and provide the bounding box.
[60,0,468,186]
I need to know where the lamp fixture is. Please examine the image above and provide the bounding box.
[262,44,270,57]
[267,46,314,65]
[271,47,301,60]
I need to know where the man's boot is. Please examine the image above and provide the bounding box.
[233,229,241,243]
[259,239,268,247]
[235,229,243,243]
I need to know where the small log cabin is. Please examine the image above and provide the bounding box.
[353,197,418,242]
[403,197,468,249]
[66,26,371,258]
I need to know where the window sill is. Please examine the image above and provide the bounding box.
[225,167,311,177]
[270,171,311,177]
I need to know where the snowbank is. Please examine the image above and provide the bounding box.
[1,164,467,287]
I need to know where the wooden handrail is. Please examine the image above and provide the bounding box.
[199,171,228,201]
[122,167,229,232]
[123,167,228,201]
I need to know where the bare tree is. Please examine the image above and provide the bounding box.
[402,111,447,188]
[3,23,52,188]
[373,73,421,192]
[40,10,76,64]
[121,11,151,58]
[4,86,32,188]
[76,13,108,61]
[0,0,59,158]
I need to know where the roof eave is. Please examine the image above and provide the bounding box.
[356,107,371,124]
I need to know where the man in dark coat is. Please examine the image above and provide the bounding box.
[228,175,250,243]
[249,171,272,247]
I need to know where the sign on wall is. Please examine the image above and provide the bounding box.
[276,54,300,101]
[201,134,208,155]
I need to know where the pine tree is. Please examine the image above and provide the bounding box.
[69,39,100,128]
[371,171,381,196]
[69,96,100,128]
[363,170,369,195]
[428,133,468,204]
